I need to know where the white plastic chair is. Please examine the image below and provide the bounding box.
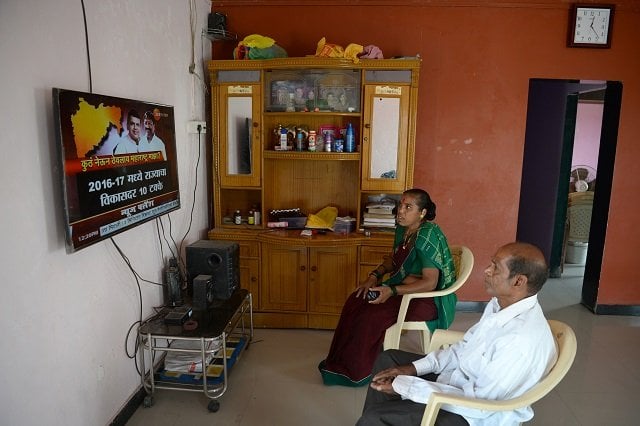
[420,319,577,426]
[383,245,474,352]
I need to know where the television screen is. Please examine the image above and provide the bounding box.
[52,88,180,252]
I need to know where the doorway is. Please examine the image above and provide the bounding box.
[515,79,623,312]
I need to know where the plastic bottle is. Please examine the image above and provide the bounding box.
[296,131,304,151]
[345,123,355,153]
[280,128,288,150]
[324,132,333,152]
[307,130,316,152]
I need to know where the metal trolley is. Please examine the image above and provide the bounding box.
[138,289,253,412]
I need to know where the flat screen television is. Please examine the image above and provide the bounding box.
[52,88,180,252]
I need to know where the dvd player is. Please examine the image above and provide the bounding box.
[164,305,192,325]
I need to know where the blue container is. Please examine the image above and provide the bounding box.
[345,123,355,153]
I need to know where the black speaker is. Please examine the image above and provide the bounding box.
[208,12,227,32]
[192,274,214,311]
[186,240,239,300]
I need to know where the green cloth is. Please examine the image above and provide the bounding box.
[383,222,457,332]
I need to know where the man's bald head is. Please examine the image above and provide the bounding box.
[501,242,549,295]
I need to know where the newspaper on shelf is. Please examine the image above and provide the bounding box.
[163,337,222,373]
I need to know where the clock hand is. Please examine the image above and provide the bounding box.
[589,17,599,37]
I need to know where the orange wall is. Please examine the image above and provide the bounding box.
[211,1,640,305]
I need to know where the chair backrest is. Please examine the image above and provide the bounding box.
[443,245,474,296]
[420,319,577,426]
[383,245,474,351]
[567,203,593,242]
[568,191,594,205]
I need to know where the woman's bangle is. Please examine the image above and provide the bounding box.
[371,265,386,277]
[390,286,398,296]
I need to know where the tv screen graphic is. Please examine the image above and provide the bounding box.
[52,88,181,252]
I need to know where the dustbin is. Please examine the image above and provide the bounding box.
[565,241,588,264]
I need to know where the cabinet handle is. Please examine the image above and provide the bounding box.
[364,123,371,129]
[300,265,306,271]
[311,266,317,272]
[253,121,259,128]
[251,276,257,282]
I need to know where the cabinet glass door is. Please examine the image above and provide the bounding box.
[219,83,261,187]
[361,84,409,192]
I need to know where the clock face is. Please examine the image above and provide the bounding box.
[573,7,612,45]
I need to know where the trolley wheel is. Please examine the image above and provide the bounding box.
[207,399,220,413]
[143,395,154,408]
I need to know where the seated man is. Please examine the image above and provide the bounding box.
[357,242,558,426]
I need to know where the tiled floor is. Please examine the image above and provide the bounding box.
[126,264,640,425]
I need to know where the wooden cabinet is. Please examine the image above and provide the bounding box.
[261,243,307,312]
[307,245,357,328]
[207,58,420,329]
[258,241,357,329]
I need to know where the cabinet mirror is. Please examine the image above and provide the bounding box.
[226,96,253,175]
[370,96,400,179]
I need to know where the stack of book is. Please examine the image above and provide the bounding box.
[362,200,397,229]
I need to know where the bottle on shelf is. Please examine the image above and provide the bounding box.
[296,129,305,151]
[324,131,333,152]
[308,130,317,152]
[233,209,242,225]
[345,122,355,153]
[279,127,288,150]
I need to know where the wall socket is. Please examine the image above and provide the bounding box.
[187,121,207,134]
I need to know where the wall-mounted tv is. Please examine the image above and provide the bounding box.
[52,88,180,252]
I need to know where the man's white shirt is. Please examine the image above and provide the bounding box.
[392,295,557,426]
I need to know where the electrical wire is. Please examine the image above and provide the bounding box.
[188,0,208,92]
[178,128,203,259]
[80,0,92,93]
[110,238,144,375]
[155,219,165,260]
[80,1,207,379]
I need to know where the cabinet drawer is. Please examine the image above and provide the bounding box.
[360,245,392,264]
[238,241,260,258]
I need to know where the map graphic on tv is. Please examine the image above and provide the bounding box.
[53,88,181,252]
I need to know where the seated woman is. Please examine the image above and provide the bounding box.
[319,188,457,386]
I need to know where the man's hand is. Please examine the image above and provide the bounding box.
[369,364,417,394]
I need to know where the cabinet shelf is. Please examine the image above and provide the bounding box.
[263,151,360,161]
[264,111,361,117]
[202,28,237,42]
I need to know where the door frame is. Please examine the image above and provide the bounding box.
[516,79,622,312]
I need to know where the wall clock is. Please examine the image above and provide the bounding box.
[568,4,615,48]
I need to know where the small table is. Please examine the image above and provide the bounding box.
[138,289,253,412]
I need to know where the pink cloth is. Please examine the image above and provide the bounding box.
[359,45,384,59]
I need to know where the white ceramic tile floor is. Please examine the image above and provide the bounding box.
[126,265,640,425]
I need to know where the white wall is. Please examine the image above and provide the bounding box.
[0,0,213,424]
[573,101,604,171]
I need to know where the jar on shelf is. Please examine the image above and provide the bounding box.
[308,130,316,152]
[324,132,333,152]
